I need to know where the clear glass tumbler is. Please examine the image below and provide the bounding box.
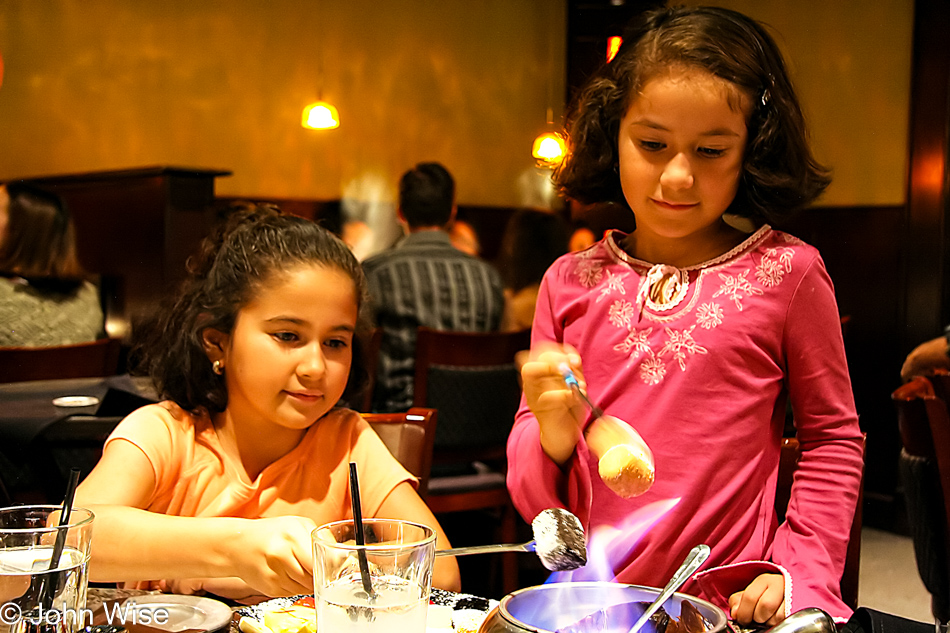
[312,519,435,633]
[0,505,94,633]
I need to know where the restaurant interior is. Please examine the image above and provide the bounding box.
[1,0,948,626]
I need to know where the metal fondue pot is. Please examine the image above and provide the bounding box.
[477,582,728,633]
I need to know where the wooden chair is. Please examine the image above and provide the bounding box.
[412,327,532,596]
[892,376,950,623]
[362,408,437,497]
[776,436,864,611]
[0,338,122,383]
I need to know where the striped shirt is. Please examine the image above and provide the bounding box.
[363,231,504,412]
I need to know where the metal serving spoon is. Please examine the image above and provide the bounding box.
[627,544,711,633]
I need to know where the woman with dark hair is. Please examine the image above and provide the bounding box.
[497,208,569,331]
[0,181,103,346]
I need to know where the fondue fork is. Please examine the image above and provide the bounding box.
[558,363,605,418]
[436,540,540,557]
[627,544,711,633]
[436,508,587,572]
[558,363,656,499]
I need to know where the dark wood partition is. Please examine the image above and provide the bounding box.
[24,166,231,339]
[903,0,950,351]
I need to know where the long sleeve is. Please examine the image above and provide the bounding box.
[506,263,595,527]
[773,257,864,618]
[695,256,863,623]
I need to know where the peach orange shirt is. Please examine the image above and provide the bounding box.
[105,403,415,523]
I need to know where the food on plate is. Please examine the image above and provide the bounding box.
[239,597,317,633]
[239,591,496,633]
[264,605,316,633]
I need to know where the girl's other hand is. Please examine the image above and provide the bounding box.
[520,342,587,465]
[233,516,317,597]
[728,573,786,626]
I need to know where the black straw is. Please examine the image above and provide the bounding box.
[41,468,81,608]
[348,462,376,599]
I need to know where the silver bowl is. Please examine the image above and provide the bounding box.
[478,582,728,633]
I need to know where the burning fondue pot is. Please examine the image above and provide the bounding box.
[477,582,728,633]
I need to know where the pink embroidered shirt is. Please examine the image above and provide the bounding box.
[506,227,864,621]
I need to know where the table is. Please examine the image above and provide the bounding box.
[0,375,156,502]
[86,586,497,633]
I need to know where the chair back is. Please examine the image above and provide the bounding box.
[362,408,437,497]
[411,327,530,596]
[0,338,122,383]
[412,327,530,463]
[892,376,950,622]
[776,436,864,611]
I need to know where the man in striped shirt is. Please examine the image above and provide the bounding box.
[363,163,504,413]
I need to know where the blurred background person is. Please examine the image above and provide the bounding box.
[0,181,104,346]
[363,162,504,412]
[497,208,569,332]
[448,218,481,256]
[568,223,597,253]
[900,326,950,381]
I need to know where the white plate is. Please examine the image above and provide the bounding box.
[118,594,233,633]
[52,395,100,407]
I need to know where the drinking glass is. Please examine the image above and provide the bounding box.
[312,519,435,633]
[0,505,94,633]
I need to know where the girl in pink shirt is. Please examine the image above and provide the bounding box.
[510,5,863,626]
[76,205,460,601]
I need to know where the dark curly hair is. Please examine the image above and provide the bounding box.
[555,5,831,225]
[132,203,369,415]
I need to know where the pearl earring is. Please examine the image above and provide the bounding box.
[212,360,224,375]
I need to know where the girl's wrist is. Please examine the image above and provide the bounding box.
[203,517,248,577]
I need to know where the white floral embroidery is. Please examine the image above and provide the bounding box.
[755,247,795,288]
[696,302,723,329]
[657,326,708,371]
[712,269,763,311]
[614,327,653,360]
[640,357,667,385]
[597,270,627,302]
[777,248,794,270]
[608,299,636,328]
[576,258,603,288]
[755,257,784,287]
[575,245,598,259]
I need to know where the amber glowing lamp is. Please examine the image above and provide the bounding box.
[302,101,340,130]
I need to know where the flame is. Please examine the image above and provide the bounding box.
[546,497,681,583]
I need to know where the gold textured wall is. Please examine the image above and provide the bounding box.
[0,0,911,207]
[0,0,567,207]
[681,0,913,206]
